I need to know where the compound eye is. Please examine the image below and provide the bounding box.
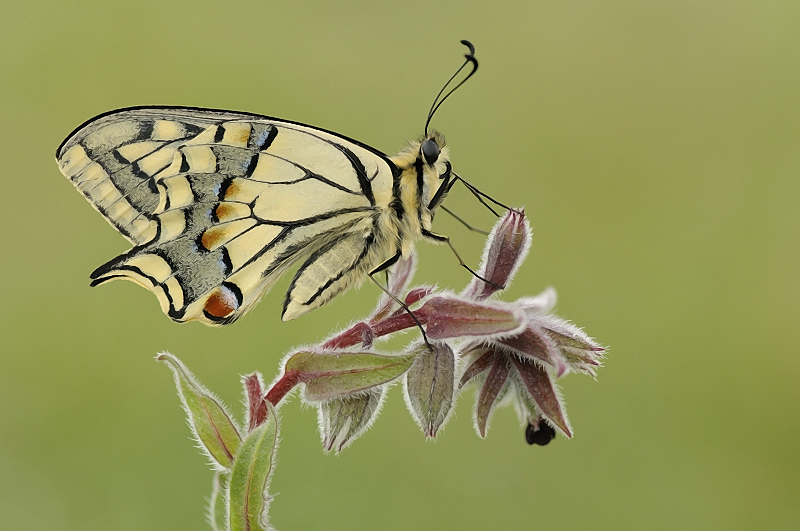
[421,139,440,165]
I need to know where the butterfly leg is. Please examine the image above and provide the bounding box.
[440,205,489,235]
[421,229,502,289]
[369,253,433,350]
[371,252,401,275]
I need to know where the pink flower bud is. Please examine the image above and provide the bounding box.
[464,209,531,301]
[243,373,268,433]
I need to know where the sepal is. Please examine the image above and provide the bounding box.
[403,342,456,438]
[318,387,386,453]
[474,354,511,438]
[509,355,572,437]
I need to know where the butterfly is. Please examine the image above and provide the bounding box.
[55,41,489,326]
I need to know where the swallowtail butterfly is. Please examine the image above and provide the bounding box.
[56,41,489,326]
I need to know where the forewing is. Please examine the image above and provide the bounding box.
[56,107,398,325]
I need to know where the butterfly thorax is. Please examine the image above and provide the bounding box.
[388,132,450,257]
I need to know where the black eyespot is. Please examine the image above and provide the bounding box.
[421,139,440,165]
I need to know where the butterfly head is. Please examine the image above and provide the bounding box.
[418,131,453,212]
[418,131,448,166]
[389,131,451,230]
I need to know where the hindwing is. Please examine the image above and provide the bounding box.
[56,107,400,324]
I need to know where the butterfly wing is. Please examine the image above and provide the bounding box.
[57,106,399,324]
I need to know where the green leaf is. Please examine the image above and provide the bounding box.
[284,350,416,402]
[157,353,242,470]
[228,408,279,531]
[208,471,228,531]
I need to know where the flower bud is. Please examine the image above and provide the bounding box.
[283,350,416,402]
[464,209,531,301]
[416,295,526,340]
[243,373,268,433]
[157,352,242,470]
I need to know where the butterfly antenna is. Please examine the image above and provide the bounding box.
[451,173,518,216]
[424,40,479,136]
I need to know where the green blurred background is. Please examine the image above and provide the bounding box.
[2,1,798,529]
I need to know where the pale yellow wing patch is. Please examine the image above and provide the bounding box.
[57,107,400,325]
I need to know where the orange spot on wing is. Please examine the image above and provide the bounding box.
[233,127,250,144]
[204,286,239,318]
[201,227,225,250]
[215,204,236,222]
[223,181,240,200]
